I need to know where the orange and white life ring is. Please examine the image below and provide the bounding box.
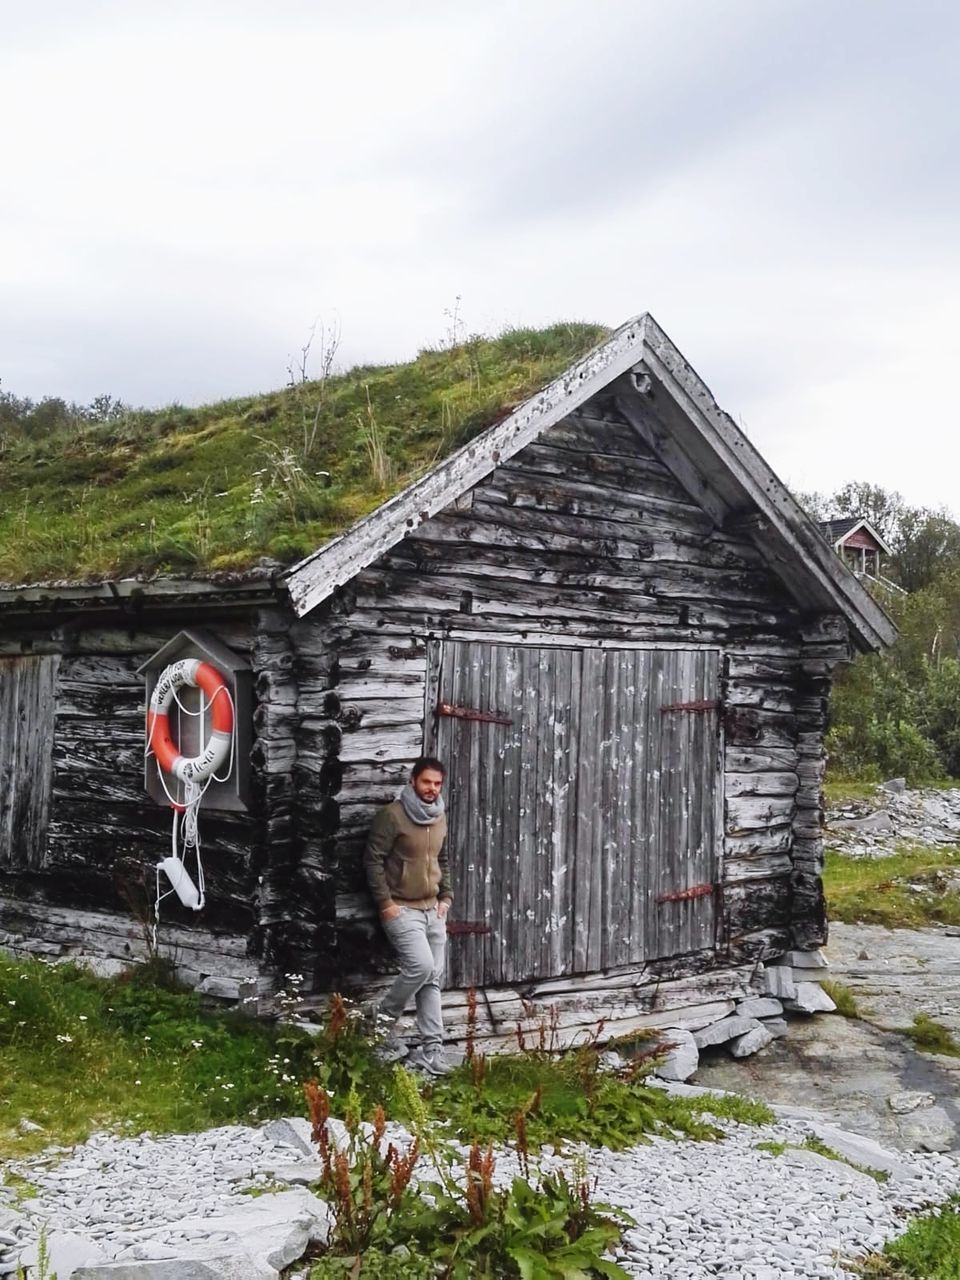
[146,659,234,784]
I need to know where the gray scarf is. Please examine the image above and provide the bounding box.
[399,783,445,825]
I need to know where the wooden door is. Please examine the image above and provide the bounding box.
[0,655,58,870]
[430,642,720,987]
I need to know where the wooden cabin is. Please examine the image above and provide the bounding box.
[0,315,895,1046]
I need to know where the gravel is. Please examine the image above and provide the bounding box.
[2,1104,959,1278]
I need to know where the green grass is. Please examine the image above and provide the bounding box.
[858,1197,960,1277]
[0,952,331,1157]
[820,979,863,1018]
[0,323,607,583]
[428,1046,773,1151]
[824,780,884,807]
[899,1013,960,1057]
[754,1137,888,1183]
[824,846,960,928]
[0,956,775,1171]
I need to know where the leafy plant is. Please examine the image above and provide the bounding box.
[857,1197,960,1277]
[304,1074,632,1279]
[426,1025,772,1151]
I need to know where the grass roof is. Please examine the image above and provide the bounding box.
[0,323,607,585]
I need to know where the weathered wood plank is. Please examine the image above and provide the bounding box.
[0,655,59,869]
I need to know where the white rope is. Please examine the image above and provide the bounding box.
[145,682,237,946]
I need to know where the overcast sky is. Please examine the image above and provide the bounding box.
[3,0,958,512]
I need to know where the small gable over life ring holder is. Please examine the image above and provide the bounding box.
[138,630,252,814]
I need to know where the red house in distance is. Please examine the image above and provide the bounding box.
[818,517,891,581]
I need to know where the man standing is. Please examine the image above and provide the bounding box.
[363,756,453,1075]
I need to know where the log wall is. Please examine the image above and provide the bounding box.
[0,599,293,991]
[297,404,844,997]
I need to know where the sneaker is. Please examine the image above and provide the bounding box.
[405,1045,454,1076]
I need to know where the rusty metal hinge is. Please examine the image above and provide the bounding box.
[446,920,492,936]
[659,699,720,714]
[656,882,715,905]
[436,701,513,727]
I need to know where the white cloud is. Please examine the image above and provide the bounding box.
[1,0,958,511]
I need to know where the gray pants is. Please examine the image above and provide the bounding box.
[380,907,447,1049]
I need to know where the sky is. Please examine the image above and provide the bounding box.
[2,0,959,513]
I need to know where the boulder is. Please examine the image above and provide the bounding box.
[785,982,837,1014]
[881,777,907,794]
[693,1016,762,1049]
[729,1025,775,1058]
[651,1028,698,1081]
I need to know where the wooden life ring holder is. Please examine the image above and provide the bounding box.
[146,659,234,785]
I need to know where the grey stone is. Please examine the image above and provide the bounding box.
[779,1147,877,1188]
[268,1162,325,1186]
[19,1230,108,1276]
[195,976,242,1000]
[693,1016,761,1049]
[784,949,829,969]
[651,1027,699,1081]
[17,1118,44,1133]
[166,1188,332,1271]
[888,1091,936,1114]
[761,966,797,999]
[807,1121,915,1179]
[735,997,783,1019]
[0,1211,26,1235]
[900,1106,957,1152]
[729,1025,775,1057]
[785,981,837,1014]
[881,777,907,794]
[73,1254,277,1279]
[262,1117,315,1158]
[760,1017,789,1038]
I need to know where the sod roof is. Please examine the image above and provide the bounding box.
[0,323,608,586]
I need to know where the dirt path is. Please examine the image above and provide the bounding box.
[694,922,960,1152]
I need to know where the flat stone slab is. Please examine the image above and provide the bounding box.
[736,997,783,1019]
[262,1117,315,1158]
[729,1025,775,1058]
[19,1230,107,1277]
[74,1255,277,1280]
[784,950,829,969]
[694,1016,761,1049]
[761,966,797,1000]
[785,982,837,1014]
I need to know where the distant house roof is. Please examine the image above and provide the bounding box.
[285,313,896,653]
[818,517,892,556]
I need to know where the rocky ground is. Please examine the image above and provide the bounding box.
[827,780,960,857]
[5,787,960,1278]
[2,1103,960,1279]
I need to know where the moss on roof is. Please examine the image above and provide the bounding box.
[0,323,608,585]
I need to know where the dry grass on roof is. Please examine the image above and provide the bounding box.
[0,323,608,586]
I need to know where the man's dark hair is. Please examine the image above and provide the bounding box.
[412,756,445,779]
